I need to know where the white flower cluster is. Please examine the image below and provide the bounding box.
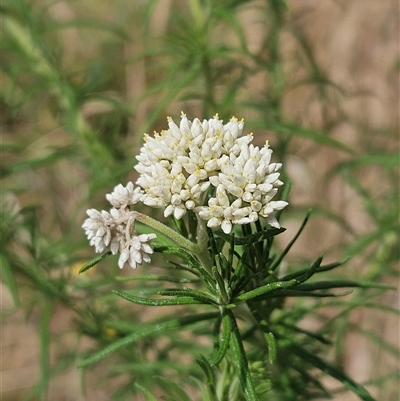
[83,112,288,268]
[135,112,287,233]
[82,182,156,269]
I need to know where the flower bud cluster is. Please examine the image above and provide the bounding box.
[135,113,287,233]
[82,182,156,269]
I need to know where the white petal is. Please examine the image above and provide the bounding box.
[221,220,232,234]
[267,216,281,228]
[207,217,221,228]
[174,206,186,219]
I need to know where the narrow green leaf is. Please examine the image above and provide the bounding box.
[135,383,159,401]
[235,279,297,303]
[289,206,355,234]
[261,289,346,299]
[210,310,232,366]
[216,227,285,245]
[280,322,331,345]
[79,252,111,274]
[227,309,259,401]
[289,343,376,401]
[293,280,396,292]
[153,245,215,290]
[78,312,218,368]
[281,258,349,281]
[156,288,216,305]
[212,266,229,303]
[332,152,400,171]
[191,375,219,401]
[116,274,200,284]
[293,256,323,284]
[269,210,312,271]
[359,302,400,315]
[153,245,199,264]
[113,290,206,306]
[265,332,277,364]
[352,326,400,358]
[247,302,277,364]
[196,355,217,395]
[156,376,192,401]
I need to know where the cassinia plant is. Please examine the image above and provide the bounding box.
[80,113,387,401]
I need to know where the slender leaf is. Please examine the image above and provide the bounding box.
[293,280,396,292]
[196,354,217,397]
[289,343,376,401]
[113,290,207,307]
[156,288,217,305]
[78,312,218,368]
[116,274,200,284]
[227,309,259,401]
[235,279,297,303]
[332,152,400,172]
[269,210,312,271]
[79,252,112,274]
[135,384,159,401]
[216,227,285,246]
[155,376,192,401]
[281,258,349,281]
[210,310,232,366]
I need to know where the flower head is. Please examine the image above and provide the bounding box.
[82,209,114,253]
[83,113,288,270]
[106,181,143,208]
[118,233,157,269]
[195,141,288,233]
[135,113,253,219]
[82,183,157,269]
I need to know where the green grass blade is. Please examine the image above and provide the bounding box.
[78,312,218,368]
[289,343,376,401]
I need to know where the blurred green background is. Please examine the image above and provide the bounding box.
[1,0,399,400]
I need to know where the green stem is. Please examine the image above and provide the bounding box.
[133,212,197,252]
[227,309,259,401]
[133,211,213,274]
[196,219,214,274]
